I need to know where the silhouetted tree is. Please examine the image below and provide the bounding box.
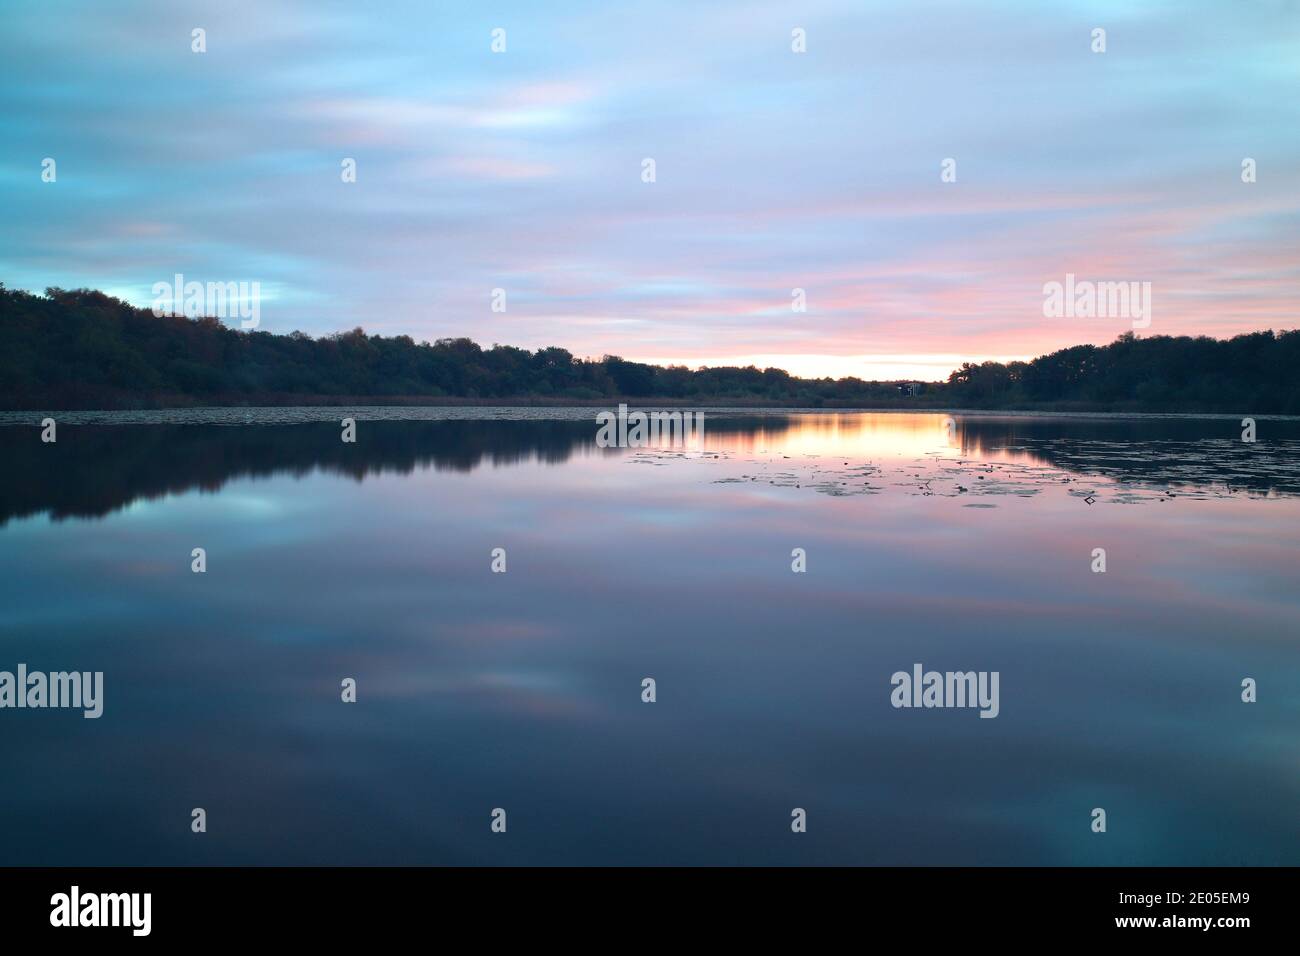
[1,285,1295,412]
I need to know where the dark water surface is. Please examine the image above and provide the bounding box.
[1,409,1298,865]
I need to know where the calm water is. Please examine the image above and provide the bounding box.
[1,409,1298,865]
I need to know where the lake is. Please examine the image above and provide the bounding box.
[1,408,1297,865]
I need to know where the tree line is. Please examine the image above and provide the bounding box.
[2,284,1296,412]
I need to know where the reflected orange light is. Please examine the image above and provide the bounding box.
[700,413,961,458]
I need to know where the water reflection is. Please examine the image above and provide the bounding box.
[3,411,1297,525]
[2,408,1298,865]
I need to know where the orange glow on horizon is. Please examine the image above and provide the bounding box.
[633,353,1035,383]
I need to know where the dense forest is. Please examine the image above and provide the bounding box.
[2,284,1297,413]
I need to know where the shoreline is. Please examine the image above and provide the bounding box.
[2,404,1295,425]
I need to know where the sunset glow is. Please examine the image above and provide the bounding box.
[2,1,1296,378]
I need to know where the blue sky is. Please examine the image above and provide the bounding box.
[2,0,1297,379]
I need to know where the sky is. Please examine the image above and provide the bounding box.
[1,0,1298,381]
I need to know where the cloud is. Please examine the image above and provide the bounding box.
[0,0,1296,372]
